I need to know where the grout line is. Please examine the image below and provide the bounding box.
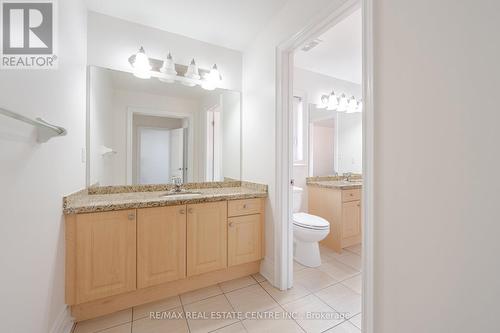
[256,278,306,333]
[179,300,192,333]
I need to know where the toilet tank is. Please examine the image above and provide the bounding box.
[292,186,303,213]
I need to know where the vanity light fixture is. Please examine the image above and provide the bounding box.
[346,95,358,113]
[337,93,349,112]
[159,52,177,83]
[326,90,339,110]
[132,47,152,79]
[201,64,222,91]
[357,100,363,113]
[318,95,329,109]
[128,49,223,90]
[183,58,201,87]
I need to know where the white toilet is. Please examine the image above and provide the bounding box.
[292,186,330,267]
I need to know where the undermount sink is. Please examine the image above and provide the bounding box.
[159,191,202,198]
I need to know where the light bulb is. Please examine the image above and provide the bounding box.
[346,96,358,113]
[159,52,177,83]
[183,58,200,86]
[202,64,222,90]
[357,100,363,113]
[326,91,338,110]
[318,95,329,109]
[132,47,151,79]
[337,93,348,112]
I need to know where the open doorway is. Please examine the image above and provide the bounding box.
[277,1,370,331]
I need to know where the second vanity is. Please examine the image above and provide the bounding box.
[63,181,267,321]
[307,176,362,253]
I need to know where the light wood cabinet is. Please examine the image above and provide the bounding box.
[308,186,362,253]
[70,210,136,304]
[187,201,228,276]
[65,198,265,321]
[228,214,263,266]
[137,206,186,289]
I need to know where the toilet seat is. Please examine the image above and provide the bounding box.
[293,212,329,230]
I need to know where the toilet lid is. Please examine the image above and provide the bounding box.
[293,213,329,230]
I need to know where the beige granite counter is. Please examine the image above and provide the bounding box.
[63,181,268,214]
[306,180,362,190]
[306,175,362,190]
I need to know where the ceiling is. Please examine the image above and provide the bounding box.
[294,8,362,84]
[86,0,289,51]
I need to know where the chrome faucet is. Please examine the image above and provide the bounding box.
[343,172,353,182]
[172,177,183,192]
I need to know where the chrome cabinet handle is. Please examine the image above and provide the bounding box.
[229,222,234,227]
[243,204,248,209]
[188,208,193,214]
[179,209,185,214]
[128,213,135,220]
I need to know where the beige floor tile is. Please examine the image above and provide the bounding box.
[220,276,257,293]
[226,284,278,313]
[180,284,223,305]
[283,294,344,333]
[345,244,362,256]
[315,284,361,319]
[341,274,362,294]
[335,253,362,271]
[294,260,307,273]
[212,321,247,333]
[294,268,338,292]
[242,307,303,333]
[349,313,362,329]
[318,260,359,282]
[260,280,310,306]
[183,294,238,333]
[74,309,132,333]
[132,307,188,333]
[133,295,181,320]
[98,323,131,333]
[324,321,361,332]
[252,273,266,283]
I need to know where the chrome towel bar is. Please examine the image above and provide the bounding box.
[0,107,67,143]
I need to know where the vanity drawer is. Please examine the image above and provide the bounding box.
[228,198,261,217]
[342,189,361,202]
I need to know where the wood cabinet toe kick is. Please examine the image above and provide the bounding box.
[65,198,266,321]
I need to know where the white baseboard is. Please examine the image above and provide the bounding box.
[259,257,274,285]
[49,306,74,333]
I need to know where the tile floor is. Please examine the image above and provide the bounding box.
[73,244,362,333]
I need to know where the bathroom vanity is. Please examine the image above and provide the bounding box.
[307,177,362,253]
[63,181,266,321]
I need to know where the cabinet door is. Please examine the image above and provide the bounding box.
[137,206,186,289]
[342,200,361,239]
[228,214,262,266]
[187,201,227,276]
[76,210,136,303]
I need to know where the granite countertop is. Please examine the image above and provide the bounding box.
[63,181,268,214]
[306,180,362,190]
[306,175,363,190]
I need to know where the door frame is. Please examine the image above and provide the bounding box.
[275,0,374,332]
[126,107,194,184]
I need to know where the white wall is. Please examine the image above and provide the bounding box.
[89,66,114,185]
[87,11,243,91]
[373,1,500,332]
[0,0,87,332]
[242,0,347,282]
